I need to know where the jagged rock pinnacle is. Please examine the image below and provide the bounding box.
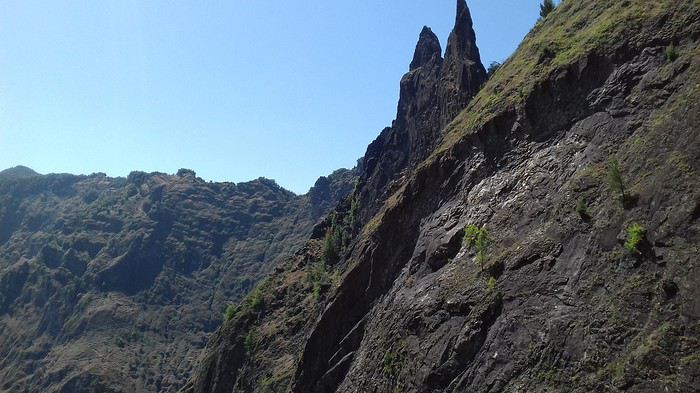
[364,0,487,191]
[456,0,468,23]
[445,0,481,63]
[439,0,487,125]
[409,26,442,71]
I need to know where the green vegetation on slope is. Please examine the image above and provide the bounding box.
[437,0,699,157]
[539,0,556,19]
[464,225,490,270]
[607,158,626,207]
[624,222,646,253]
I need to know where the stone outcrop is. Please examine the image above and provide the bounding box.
[183,1,700,392]
[358,0,487,223]
[4,1,700,392]
[439,0,487,127]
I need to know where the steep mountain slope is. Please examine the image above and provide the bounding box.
[184,1,700,392]
[0,168,354,392]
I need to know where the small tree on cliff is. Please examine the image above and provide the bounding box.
[607,158,626,206]
[464,225,490,271]
[487,61,502,75]
[540,0,556,19]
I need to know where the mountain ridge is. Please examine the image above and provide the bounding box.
[2,1,700,392]
[0,165,40,179]
[0,167,356,392]
[183,1,700,392]
[0,166,341,197]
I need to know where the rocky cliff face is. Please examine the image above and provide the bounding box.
[0,168,354,392]
[358,0,487,222]
[184,1,700,392]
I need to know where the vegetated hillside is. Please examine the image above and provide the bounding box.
[0,165,40,179]
[184,1,700,392]
[0,167,355,393]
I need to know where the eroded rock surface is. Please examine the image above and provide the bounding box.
[184,1,700,393]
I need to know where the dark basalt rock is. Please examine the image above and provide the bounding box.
[410,26,442,71]
[357,0,487,224]
[5,1,700,393]
[183,1,700,393]
[308,168,358,220]
[439,0,487,127]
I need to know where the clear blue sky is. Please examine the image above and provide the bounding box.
[0,1,545,194]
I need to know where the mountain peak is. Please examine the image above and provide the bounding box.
[0,165,40,179]
[456,0,468,22]
[409,26,442,71]
[445,0,481,63]
[439,0,487,125]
